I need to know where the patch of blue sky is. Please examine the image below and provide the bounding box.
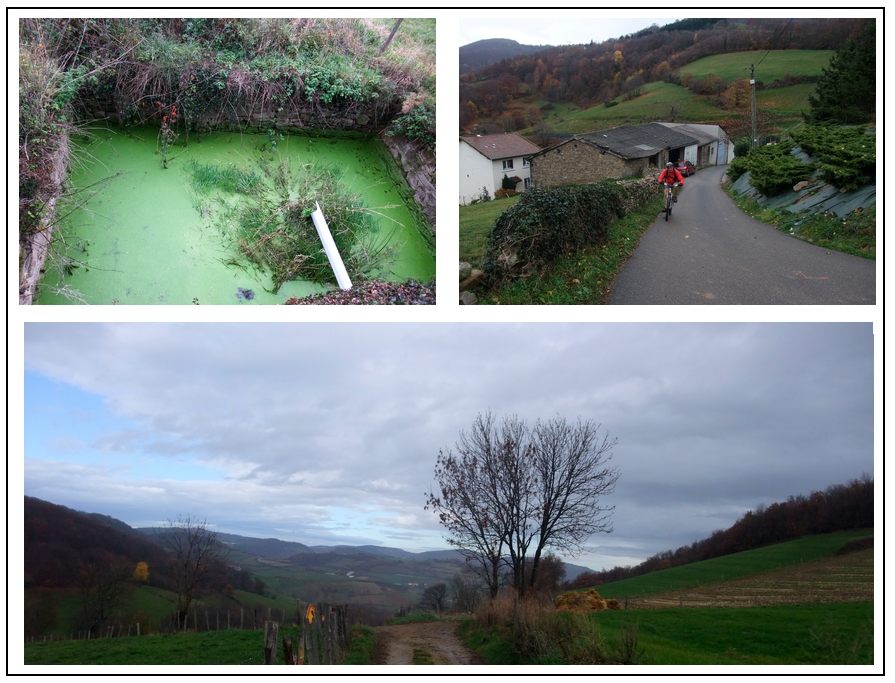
[24,371,224,482]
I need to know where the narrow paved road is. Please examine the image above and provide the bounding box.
[609,165,876,304]
[375,620,475,665]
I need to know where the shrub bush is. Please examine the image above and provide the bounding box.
[483,178,654,283]
[733,138,752,158]
[790,125,875,191]
[387,98,435,151]
[727,155,750,182]
[737,143,815,196]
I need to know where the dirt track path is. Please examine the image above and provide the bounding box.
[375,620,476,665]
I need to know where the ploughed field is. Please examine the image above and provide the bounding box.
[624,546,873,609]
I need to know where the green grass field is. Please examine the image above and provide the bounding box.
[459,601,872,665]
[594,602,872,664]
[756,83,818,115]
[539,82,729,134]
[458,195,520,266]
[678,50,832,84]
[29,583,299,639]
[597,530,872,599]
[24,626,305,665]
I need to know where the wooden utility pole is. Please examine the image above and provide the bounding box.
[749,63,758,147]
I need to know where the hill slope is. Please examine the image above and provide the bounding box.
[24,497,172,589]
[460,18,870,137]
[597,529,872,599]
[460,38,552,74]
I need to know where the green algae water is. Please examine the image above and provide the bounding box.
[36,127,434,304]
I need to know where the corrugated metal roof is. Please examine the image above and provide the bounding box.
[577,123,699,159]
[655,122,718,146]
[460,133,541,160]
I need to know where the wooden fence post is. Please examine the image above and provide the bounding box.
[264,621,279,664]
[283,635,298,664]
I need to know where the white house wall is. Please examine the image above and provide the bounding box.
[459,141,497,204]
[492,156,532,195]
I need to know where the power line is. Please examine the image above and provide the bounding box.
[748,18,794,147]
[755,18,794,69]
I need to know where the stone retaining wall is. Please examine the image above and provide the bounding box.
[381,135,436,234]
[19,133,70,305]
[77,90,400,136]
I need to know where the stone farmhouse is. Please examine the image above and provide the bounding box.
[459,133,541,204]
[530,122,732,189]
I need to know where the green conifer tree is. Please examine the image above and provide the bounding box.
[807,22,875,124]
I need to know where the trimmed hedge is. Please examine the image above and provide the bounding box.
[483,178,655,283]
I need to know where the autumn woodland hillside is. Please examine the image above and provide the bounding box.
[459,18,871,139]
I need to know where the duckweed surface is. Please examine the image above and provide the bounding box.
[37,127,434,304]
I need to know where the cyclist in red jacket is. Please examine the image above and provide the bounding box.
[658,161,685,203]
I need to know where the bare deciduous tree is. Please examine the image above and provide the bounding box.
[425,413,512,598]
[528,416,619,589]
[164,516,222,630]
[419,583,447,613]
[427,412,619,598]
[78,552,132,636]
[451,571,483,613]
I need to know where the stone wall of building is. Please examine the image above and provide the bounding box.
[532,140,649,188]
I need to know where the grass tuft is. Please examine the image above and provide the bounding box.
[189,161,261,194]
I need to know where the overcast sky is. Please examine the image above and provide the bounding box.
[458,16,673,48]
[23,323,873,571]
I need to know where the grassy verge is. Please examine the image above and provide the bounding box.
[458,618,523,665]
[726,190,875,259]
[343,626,376,664]
[460,602,872,665]
[480,195,663,304]
[386,612,440,625]
[458,195,521,266]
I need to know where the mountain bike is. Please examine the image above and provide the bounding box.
[663,182,680,221]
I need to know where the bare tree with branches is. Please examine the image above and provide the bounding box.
[528,416,619,590]
[427,412,619,598]
[164,516,222,630]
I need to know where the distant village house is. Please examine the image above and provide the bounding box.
[459,133,541,204]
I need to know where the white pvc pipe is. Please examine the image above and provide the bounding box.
[310,201,352,291]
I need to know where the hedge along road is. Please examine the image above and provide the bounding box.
[608,165,875,305]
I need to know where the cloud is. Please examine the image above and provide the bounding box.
[24,323,873,568]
